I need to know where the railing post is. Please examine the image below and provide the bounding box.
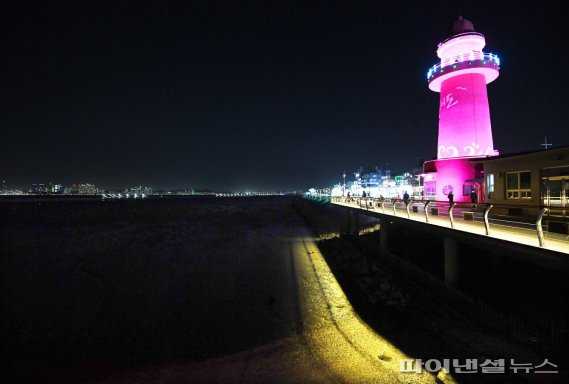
[405,201,410,219]
[380,199,385,213]
[424,200,430,223]
[392,199,397,216]
[483,204,493,235]
[449,202,456,228]
[536,208,549,247]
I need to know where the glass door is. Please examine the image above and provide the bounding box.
[548,179,563,207]
[542,177,568,217]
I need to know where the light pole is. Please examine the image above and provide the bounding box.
[342,170,346,196]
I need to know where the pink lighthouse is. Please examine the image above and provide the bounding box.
[424,17,500,202]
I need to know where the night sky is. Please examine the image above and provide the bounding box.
[2,1,568,191]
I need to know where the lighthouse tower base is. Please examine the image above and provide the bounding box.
[424,157,484,203]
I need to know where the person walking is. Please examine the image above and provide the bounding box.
[403,191,410,202]
[448,190,454,203]
[470,189,477,207]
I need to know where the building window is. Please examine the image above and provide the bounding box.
[463,184,475,196]
[506,171,531,199]
[486,173,494,198]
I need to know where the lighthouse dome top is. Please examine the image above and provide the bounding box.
[448,16,476,36]
[436,16,486,61]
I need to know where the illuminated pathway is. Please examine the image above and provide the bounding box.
[98,229,448,384]
[332,198,569,261]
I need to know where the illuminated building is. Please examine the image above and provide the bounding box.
[354,166,386,194]
[30,183,65,194]
[124,186,153,197]
[52,184,65,194]
[69,183,99,195]
[423,17,500,202]
[330,168,420,198]
[30,183,49,194]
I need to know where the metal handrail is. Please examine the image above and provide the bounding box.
[483,204,493,236]
[449,202,457,229]
[330,196,567,248]
[331,195,567,212]
[537,208,549,247]
[424,200,430,223]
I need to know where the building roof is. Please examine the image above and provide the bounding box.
[473,145,569,162]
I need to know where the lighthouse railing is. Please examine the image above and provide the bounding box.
[427,51,500,80]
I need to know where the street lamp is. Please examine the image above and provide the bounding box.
[342,170,346,196]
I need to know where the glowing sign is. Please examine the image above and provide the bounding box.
[440,92,459,109]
